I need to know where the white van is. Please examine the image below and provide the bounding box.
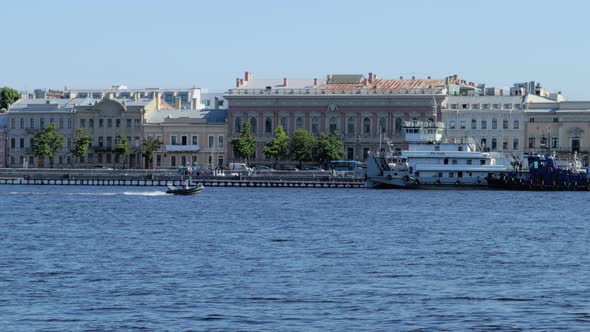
[229,163,251,172]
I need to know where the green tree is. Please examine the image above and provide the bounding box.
[139,136,162,169]
[231,123,256,165]
[289,128,316,169]
[0,86,19,109]
[114,134,129,169]
[71,128,91,167]
[316,131,344,167]
[263,125,289,168]
[31,123,64,168]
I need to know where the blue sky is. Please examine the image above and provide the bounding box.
[2,0,590,99]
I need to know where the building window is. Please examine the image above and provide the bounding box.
[471,119,476,129]
[492,118,497,129]
[379,118,386,133]
[460,120,466,129]
[127,119,131,128]
[529,117,535,123]
[552,137,558,148]
[171,135,177,145]
[99,119,103,128]
[134,119,140,127]
[250,117,257,134]
[481,120,487,129]
[10,118,15,129]
[482,104,490,110]
[106,136,112,148]
[491,138,497,150]
[30,118,35,128]
[208,135,214,147]
[219,136,224,147]
[513,120,519,129]
[192,136,198,145]
[472,104,480,109]
[280,117,287,131]
[89,119,94,128]
[449,120,455,129]
[265,117,272,133]
[19,138,24,148]
[108,119,113,128]
[181,135,188,145]
[528,138,535,148]
[329,117,337,133]
[503,119,508,129]
[19,118,24,129]
[235,117,242,132]
[481,138,487,149]
[59,118,64,129]
[553,117,559,123]
[296,117,304,130]
[98,136,103,147]
[156,155,161,167]
[504,104,512,109]
[363,117,371,134]
[311,117,319,134]
[116,119,121,128]
[68,118,72,129]
[347,116,355,134]
[80,119,85,128]
[503,139,508,150]
[395,118,402,133]
[171,155,176,166]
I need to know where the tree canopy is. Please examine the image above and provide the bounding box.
[263,125,289,168]
[316,131,344,166]
[71,128,91,167]
[139,136,162,169]
[289,128,316,169]
[231,123,256,165]
[0,86,19,109]
[31,123,64,168]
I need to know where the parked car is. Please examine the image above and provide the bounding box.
[277,164,299,171]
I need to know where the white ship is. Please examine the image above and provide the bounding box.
[366,120,510,189]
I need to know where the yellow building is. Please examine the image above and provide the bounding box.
[525,101,590,166]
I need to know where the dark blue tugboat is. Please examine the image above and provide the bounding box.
[487,154,590,190]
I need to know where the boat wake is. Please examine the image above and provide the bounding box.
[123,191,167,196]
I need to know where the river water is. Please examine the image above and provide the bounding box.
[1,185,589,331]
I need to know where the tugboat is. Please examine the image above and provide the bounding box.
[486,152,590,190]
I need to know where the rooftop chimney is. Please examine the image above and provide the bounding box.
[175,97,182,110]
[283,77,288,87]
[368,72,374,83]
[427,76,431,79]
[192,98,199,110]
[400,76,403,80]
[133,92,140,101]
[411,76,415,80]
[245,71,252,81]
[313,78,318,86]
[236,78,241,87]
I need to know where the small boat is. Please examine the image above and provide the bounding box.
[166,182,204,195]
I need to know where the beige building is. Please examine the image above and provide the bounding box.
[525,100,590,166]
[144,107,227,169]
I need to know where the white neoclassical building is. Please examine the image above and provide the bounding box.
[442,95,527,158]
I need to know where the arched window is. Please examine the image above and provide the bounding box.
[379,118,386,133]
[363,117,371,134]
[280,117,287,131]
[296,117,304,129]
[250,117,257,134]
[311,117,319,134]
[347,116,355,134]
[265,117,272,133]
[329,117,337,133]
[395,118,402,133]
[235,117,241,132]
